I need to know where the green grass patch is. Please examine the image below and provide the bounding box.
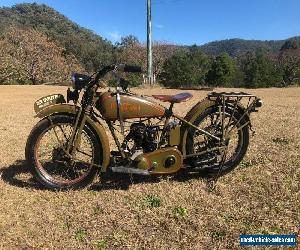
[75,228,87,242]
[96,239,107,250]
[240,160,254,168]
[93,206,104,215]
[144,195,162,208]
[172,206,188,218]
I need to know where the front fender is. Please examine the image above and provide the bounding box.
[35,104,110,171]
[35,103,77,118]
[180,98,250,156]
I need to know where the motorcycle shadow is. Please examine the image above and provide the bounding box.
[0,160,209,191]
[89,170,209,191]
[0,160,47,190]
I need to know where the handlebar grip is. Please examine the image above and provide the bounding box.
[123,65,142,73]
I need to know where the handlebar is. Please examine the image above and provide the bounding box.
[80,64,142,105]
[91,64,142,88]
[121,64,142,73]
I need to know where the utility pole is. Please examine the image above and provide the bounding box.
[147,0,153,85]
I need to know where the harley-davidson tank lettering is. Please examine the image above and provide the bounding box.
[25,64,262,190]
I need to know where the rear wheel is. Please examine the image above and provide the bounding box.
[186,105,249,176]
[25,115,102,190]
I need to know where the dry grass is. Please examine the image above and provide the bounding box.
[0,85,299,249]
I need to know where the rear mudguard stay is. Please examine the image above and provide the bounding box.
[35,104,110,171]
[179,97,250,156]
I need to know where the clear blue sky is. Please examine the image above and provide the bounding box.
[1,0,299,45]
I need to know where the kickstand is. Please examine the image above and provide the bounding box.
[250,123,256,136]
[207,148,228,190]
[206,178,217,191]
[129,173,134,184]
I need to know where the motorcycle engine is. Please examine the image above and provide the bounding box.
[123,123,159,153]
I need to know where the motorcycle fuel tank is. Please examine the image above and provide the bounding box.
[97,92,165,120]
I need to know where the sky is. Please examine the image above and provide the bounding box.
[0,0,299,45]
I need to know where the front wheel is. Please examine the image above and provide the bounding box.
[186,105,249,176]
[25,114,102,190]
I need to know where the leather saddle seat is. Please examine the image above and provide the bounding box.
[152,92,193,103]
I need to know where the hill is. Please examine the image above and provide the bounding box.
[0,3,299,87]
[199,38,285,56]
[0,3,298,66]
[0,3,114,71]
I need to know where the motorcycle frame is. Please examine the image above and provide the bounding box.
[35,65,260,172]
[75,88,259,162]
[96,88,223,160]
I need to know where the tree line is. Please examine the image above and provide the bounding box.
[163,45,300,88]
[1,26,299,88]
[0,3,299,88]
[116,35,300,88]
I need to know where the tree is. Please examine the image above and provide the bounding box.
[116,36,146,67]
[278,49,300,86]
[0,26,84,84]
[160,47,209,88]
[240,50,281,88]
[0,3,114,72]
[116,36,178,86]
[277,39,300,86]
[118,35,140,48]
[152,42,177,77]
[116,36,146,86]
[206,53,236,87]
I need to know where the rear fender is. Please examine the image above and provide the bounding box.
[180,98,250,156]
[35,104,110,171]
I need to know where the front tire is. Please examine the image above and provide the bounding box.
[25,114,102,190]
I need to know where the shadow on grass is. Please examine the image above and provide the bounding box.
[1,160,209,191]
[90,170,208,191]
[0,159,46,190]
[90,172,161,191]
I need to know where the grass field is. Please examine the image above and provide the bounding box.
[0,85,299,249]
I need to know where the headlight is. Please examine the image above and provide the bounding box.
[71,73,76,88]
[70,73,91,90]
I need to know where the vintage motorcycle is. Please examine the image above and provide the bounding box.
[25,64,262,190]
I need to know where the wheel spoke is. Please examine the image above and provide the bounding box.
[190,109,243,168]
[35,120,96,185]
[76,149,93,158]
[58,125,70,142]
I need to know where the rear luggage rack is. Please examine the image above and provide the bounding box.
[207,91,263,138]
[208,91,263,111]
[208,92,257,98]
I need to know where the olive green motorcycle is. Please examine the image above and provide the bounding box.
[25,64,262,190]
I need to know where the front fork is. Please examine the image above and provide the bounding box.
[51,91,95,159]
[47,105,89,160]
[66,106,89,157]
[66,87,98,157]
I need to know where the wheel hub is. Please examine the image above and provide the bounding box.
[52,147,70,163]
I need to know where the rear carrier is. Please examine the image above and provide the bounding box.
[208,91,263,113]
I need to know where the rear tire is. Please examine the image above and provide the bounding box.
[25,115,102,190]
[186,105,249,176]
